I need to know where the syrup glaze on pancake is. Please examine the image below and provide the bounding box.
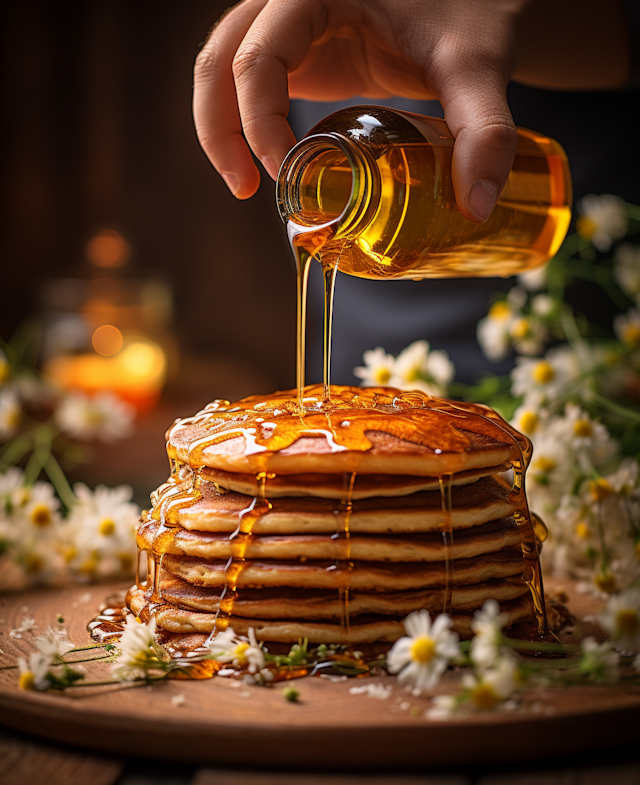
[123,383,550,649]
[156,574,528,619]
[200,463,511,499]
[165,474,516,533]
[127,584,533,642]
[138,516,523,562]
[165,385,526,476]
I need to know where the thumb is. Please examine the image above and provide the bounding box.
[439,69,518,224]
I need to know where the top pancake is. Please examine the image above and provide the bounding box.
[166,385,524,476]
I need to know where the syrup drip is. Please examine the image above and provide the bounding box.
[207,471,273,643]
[334,471,357,630]
[438,474,454,617]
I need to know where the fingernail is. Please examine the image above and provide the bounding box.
[468,180,499,222]
[260,156,278,180]
[221,172,239,195]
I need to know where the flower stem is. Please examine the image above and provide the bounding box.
[44,453,77,510]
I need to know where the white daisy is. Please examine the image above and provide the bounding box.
[531,294,555,319]
[353,347,396,387]
[208,627,265,673]
[65,483,139,579]
[0,389,21,439]
[461,654,519,711]
[56,391,135,443]
[577,194,628,252]
[578,637,620,683]
[391,340,454,396]
[20,482,62,535]
[605,458,639,494]
[613,244,640,300]
[477,301,514,362]
[518,265,548,292]
[387,610,460,692]
[470,600,508,671]
[599,589,640,653]
[555,403,617,470]
[17,651,52,691]
[614,309,640,349]
[510,346,579,402]
[111,615,166,681]
[35,627,75,659]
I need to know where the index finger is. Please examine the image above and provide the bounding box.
[193,0,269,199]
[231,0,332,180]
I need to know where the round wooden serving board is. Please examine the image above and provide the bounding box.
[1,579,639,770]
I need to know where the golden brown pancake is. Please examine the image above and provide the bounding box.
[201,464,511,499]
[160,549,525,591]
[128,585,533,642]
[171,429,518,476]
[138,516,522,562]
[153,475,515,534]
[156,574,528,619]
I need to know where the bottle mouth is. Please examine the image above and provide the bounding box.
[276,133,374,236]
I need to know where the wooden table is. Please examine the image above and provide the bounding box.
[1,581,639,785]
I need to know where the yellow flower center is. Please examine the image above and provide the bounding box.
[590,478,613,501]
[99,518,116,536]
[622,323,640,347]
[25,554,43,574]
[404,367,421,383]
[80,555,99,576]
[19,671,36,690]
[533,456,556,474]
[488,301,512,322]
[470,682,501,710]
[62,546,77,563]
[119,552,134,571]
[0,359,9,383]
[594,572,617,594]
[518,411,539,435]
[511,318,530,340]
[576,215,597,240]
[615,608,640,636]
[575,521,591,540]
[233,641,250,666]
[374,367,391,385]
[532,360,555,385]
[410,636,436,664]
[30,504,52,527]
[573,419,593,438]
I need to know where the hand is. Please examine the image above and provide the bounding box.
[193,0,629,222]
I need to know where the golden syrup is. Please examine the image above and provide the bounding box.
[207,471,273,643]
[277,105,572,281]
[438,475,454,617]
[335,470,357,631]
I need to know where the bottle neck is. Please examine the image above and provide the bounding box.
[276,133,380,239]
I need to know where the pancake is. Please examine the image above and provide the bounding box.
[128,585,533,642]
[201,463,512,499]
[160,549,525,590]
[138,517,522,562]
[167,474,515,534]
[156,574,529,619]
[167,385,524,476]
[171,429,518,476]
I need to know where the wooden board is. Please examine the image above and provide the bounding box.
[1,580,639,770]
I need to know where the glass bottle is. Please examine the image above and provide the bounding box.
[276,105,572,279]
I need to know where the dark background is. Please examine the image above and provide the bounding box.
[2,1,639,401]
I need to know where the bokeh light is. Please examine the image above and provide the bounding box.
[86,230,130,268]
[92,324,123,356]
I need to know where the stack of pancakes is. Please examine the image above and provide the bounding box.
[128,387,536,645]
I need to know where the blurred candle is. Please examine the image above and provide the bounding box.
[44,335,167,413]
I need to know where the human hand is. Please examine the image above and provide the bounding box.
[193,0,629,222]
